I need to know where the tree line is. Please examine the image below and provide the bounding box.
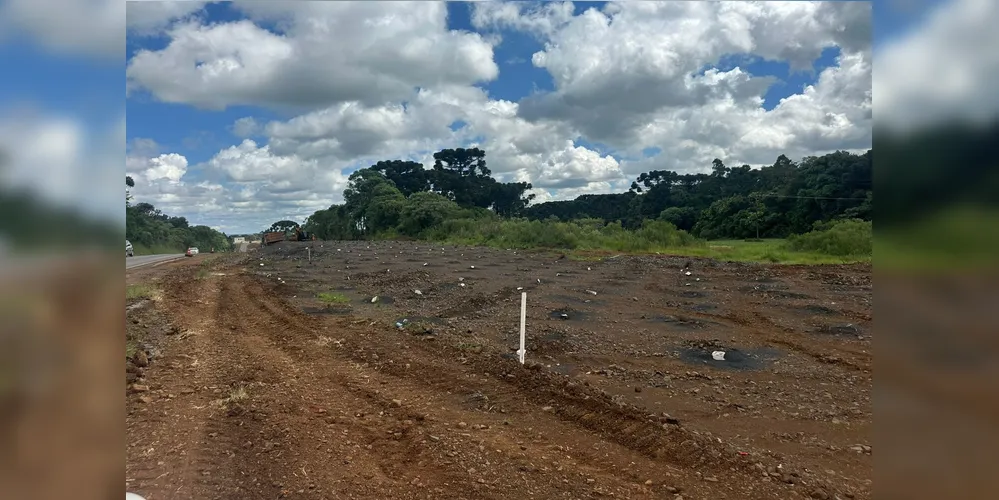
[302,147,872,242]
[126,176,232,254]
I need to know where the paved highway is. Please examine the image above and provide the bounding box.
[126,254,185,270]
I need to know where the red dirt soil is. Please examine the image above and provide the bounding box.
[126,241,871,499]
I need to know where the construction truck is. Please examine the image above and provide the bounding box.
[262,231,285,245]
[293,225,314,241]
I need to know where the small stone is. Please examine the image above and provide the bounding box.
[666,486,681,494]
[809,488,830,499]
[634,386,642,393]
[132,350,149,367]
[391,399,402,407]
[541,406,554,412]
[130,384,150,393]
[644,480,653,486]
[137,395,152,404]
[457,422,468,429]
[703,476,719,482]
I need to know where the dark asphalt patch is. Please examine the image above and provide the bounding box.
[814,323,863,336]
[303,306,351,316]
[549,309,589,321]
[799,304,837,315]
[678,344,782,371]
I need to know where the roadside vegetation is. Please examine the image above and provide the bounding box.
[126,283,156,301]
[126,175,232,255]
[297,147,872,264]
[317,292,350,304]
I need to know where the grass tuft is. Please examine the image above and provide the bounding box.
[317,292,350,304]
[126,284,156,300]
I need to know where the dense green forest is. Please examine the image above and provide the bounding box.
[125,176,231,255]
[301,147,872,257]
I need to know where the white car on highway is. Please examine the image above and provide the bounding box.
[185,247,199,257]
[126,240,134,257]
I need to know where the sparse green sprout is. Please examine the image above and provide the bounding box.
[126,284,155,300]
[317,292,350,304]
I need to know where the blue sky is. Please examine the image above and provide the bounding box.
[0,1,928,231]
[123,1,864,172]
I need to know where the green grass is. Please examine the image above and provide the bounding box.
[126,341,138,359]
[126,284,156,300]
[317,292,350,304]
[876,206,999,271]
[420,217,871,265]
[658,239,870,265]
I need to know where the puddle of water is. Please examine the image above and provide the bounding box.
[678,346,781,371]
[678,291,707,298]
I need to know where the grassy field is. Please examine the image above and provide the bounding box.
[875,207,999,271]
[568,239,870,265]
[427,218,871,266]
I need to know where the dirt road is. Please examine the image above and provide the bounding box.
[126,243,871,499]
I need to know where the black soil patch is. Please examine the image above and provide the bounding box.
[549,309,589,321]
[678,341,782,371]
[687,303,717,312]
[814,323,863,336]
[645,314,708,330]
[303,306,351,316]
[799,304,837,315]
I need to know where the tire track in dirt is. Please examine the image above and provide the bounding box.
[127,272,252,499]
[235,270,814,499]
[714,310,871,373]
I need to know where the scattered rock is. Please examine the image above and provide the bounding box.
[130,384,150,393]
[391,399,403,408]
[132,350,149,367]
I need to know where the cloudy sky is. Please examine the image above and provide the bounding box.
[3,0,995,234]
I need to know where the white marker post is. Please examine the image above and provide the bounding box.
[307,247,311,262]
[518,292,527,364]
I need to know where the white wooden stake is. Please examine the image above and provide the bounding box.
[518,292,527,364]
[308,247,311,262]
